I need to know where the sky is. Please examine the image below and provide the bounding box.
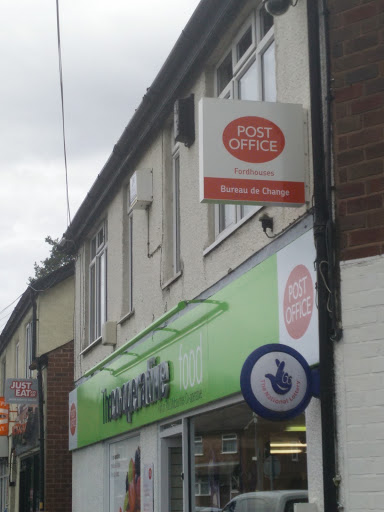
[0,0,200,330]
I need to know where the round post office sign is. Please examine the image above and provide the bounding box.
[240,344,313,421]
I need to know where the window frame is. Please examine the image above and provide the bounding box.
[15,342,19,378]
[127,211,133,314]
[214,7,275,240]
[89,221,108,344]
[25,322,33,378]
[172,148,181,276]
[1,359,5,395]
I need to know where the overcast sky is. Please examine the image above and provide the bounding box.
[0,0,200,330]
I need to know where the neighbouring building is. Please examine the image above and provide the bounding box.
[0,263,75,512]
[329,0,384,510]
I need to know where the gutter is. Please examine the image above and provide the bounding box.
[307,1,339,510]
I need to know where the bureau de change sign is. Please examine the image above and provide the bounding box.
[199,98,306,206]
[5,378,38,404]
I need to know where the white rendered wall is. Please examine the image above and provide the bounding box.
[72,443,105,512]
[336,255,384,512]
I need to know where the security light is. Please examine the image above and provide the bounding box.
[263,0,294,16]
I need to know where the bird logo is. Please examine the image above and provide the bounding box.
[265,359,292,395]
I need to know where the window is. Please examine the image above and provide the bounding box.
[215,7,275,238]
[222,434,238,454]
[195,477,210,496]
[127,212,133,313]
[25,322,33,377]
[191,403,308,511]
[15,342,19,378]
[89,221,107,343]
[172,151,181,275]
[1,360,5,395]
[194,436,203,456]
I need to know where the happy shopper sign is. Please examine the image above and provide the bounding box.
[199,98,306,206]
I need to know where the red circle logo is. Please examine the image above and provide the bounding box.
[283,265,314,339]
[70,403,77,436]
[222,116,285,163]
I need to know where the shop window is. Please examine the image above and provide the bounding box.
[108,436,140,512]
[214,7,275,239]
[191,402,307,512]
[89,221,107,343]
[222,434,238,454]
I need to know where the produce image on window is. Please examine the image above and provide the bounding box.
[109,437,141,512]
[190,402,307,512]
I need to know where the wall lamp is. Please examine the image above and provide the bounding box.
[263,0,298,17]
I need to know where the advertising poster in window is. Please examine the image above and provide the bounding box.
[142,464,154,512]
[0,398,9,436]
[110,437,141,512]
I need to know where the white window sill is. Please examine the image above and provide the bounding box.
[203,207,261,256]
[118,309,135,326]
[80,336,102,356]
[161,270,182,290]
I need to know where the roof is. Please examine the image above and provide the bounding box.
[0,262,75,351]
[62,0,246,252]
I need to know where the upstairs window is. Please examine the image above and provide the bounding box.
[15,342,19,378]
[215,7,275,239]
[25,322,33,378]
[173,151,181,275]
[89,221,107,343]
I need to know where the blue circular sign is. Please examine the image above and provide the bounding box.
[240,344,313,421]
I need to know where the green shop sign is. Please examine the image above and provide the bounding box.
[69,228,317,450]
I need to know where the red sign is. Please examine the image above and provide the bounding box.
[70,402,77,436]
[222,116,285,163]
[0,398,9,436]
[283,265,314,339]
[199,99,306,207]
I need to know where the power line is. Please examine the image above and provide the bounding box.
[56,0,71,227]
[0,293,23,317]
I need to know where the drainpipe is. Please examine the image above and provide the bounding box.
[307,1,339,511]
[30,293,45,511]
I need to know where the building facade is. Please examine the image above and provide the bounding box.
[63,1,331,511]
[0,263,74,512]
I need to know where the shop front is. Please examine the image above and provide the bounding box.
[70,224,318,512]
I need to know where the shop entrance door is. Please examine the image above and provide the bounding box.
[160,421,189,512]
[19,454,39,512]
[167,437,182,512]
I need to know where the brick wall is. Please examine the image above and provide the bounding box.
[337,256,384,510]
[45,340,74,512]
[329,0,384,260]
